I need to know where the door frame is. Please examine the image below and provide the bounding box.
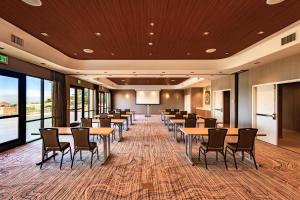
[0,69,26,151]
[251,78,300,145]
[212,89,231,127]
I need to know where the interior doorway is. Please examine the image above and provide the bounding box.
[213,90,230,128]
[278,82,300,153]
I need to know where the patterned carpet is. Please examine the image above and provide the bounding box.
[0,115,300,200]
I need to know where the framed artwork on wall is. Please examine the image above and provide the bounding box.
[205,90,210,105]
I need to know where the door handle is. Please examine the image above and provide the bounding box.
[256,113,276,120]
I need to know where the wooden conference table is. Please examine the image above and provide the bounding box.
[179,127,266,166]
[35,127,114,166]
[92,118,126,141]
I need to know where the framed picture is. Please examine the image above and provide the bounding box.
[205,90,210,105]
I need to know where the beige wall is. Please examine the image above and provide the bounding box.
[111,89,184,114]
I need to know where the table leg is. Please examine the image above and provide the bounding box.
[185,135,194,165]
[102,136,107,164]
[130,115,133,125]
[164,116,167,125]
[126,119,129,131]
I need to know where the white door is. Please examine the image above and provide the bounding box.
[213,91,223,122]
[254,84,277,145]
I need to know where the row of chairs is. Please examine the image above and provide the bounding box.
[39,128,100,169]
[199,128,258,170]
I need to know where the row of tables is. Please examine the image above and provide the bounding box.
[161,111,266,166]
[35,111,136,166]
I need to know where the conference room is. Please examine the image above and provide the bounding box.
[0,0,300,199]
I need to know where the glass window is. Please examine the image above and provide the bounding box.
[70,88,75,123]
[77,89,83,120]
[26,76,41,121]
[0,75,19,144]
[44,80,53,118]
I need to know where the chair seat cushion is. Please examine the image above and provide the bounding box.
[46,142,70,151]
[75,142,97,151]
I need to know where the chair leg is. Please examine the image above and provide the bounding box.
[204,152,208,169]
[40,151,46,169]
[232,152,238,169]
[242,151,244,161]
[53,151,56,160]
[60,150,64,170]
[250,151,258,170]
[69,147,73,161]
[80,150,82,160]
[90,151,94,168]
[222,151,228,169]
[198,148,201,161]
[71,150,77,169]
[96,148,100,160]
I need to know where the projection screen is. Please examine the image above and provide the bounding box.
[136,90,160,105]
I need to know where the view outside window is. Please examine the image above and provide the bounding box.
[77,89,83,120]
[84,88,89,118]
[44,80,53,128]
[69,88,75,123]
[0,75,19,144]
[89,89,95,117]
[26,77,53,142]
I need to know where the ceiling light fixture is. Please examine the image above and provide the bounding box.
[111,53,115,56]
[22,0,42,6]
[257,31,264,35]
[171,80,175,82]
[205,48,216,53]
[266,0,285,5]
[149,32,154,36]
[149,52,153,56]
[203,32,209,35]
[150,22,155,27]
[121,79,125,82]
[83,49,94,53]
[148,42,153,46]
[225,52,229,55]
[186,52,191,56]
[73,53,78,56]
[95,32,102,36]
[41,32,48,36]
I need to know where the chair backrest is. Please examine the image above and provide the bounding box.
[108,111,115,114]
[173,109,179,112]
[187,113,196,119]
[120,110,126,115]
[71,128,90,149]
[99,113,108,119]
[236,128,258,150]
[169,111,176,115]
[204,118,217,128]
[81,118,92,127]
[175,114,183,119]
[100,118,111,127]
[185,118,196,127]
[40,128,60,149]
[207,128,227,150]
[180,111,188,115]
[125,109,130,112]
[165,109,171,112]
[114,113,121,119]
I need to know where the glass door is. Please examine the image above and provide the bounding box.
[0,72,23,148]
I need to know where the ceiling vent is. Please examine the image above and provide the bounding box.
[281,33,296,46]
[11,34,24,47]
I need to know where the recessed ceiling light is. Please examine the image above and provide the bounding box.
[149,52,153,56]
[22,0,42,7]
[150,22,155,27]
[121,79,125,82]
[205,48,216,53]
[225,52,229,55]
[73,53,78,56]
[83,49,94,53]
[171,80,175,82]
[149,32,154,36]
[95,32,102,36]
[41,32,48,36]
[257,31,264,35]
[203,32,209,35]
[266,0,285,5]
[111,53,115,56]
[148,42,153,46]
[186,52,191,56]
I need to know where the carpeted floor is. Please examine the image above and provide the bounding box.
[0,115,300,200]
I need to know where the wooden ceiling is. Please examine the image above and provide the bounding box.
[107,78,188,85]
[1,0,300,60]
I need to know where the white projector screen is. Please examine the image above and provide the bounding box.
[136,90,160,105]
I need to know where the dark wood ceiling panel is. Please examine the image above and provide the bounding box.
[1,0,300,60]
[107,78,188,85]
